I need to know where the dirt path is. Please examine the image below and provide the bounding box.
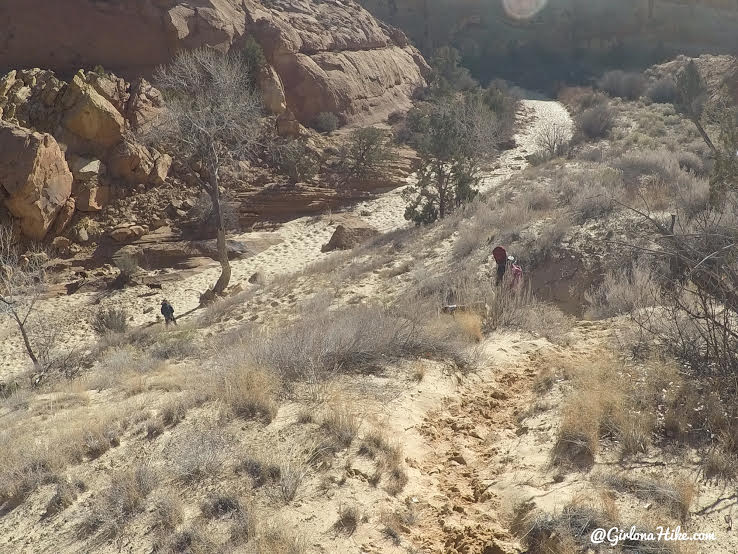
[405,321,611,554]
[1,99,574,380]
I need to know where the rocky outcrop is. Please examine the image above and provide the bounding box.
[0,68,172,238]
[322,224,379,252]
[0,0,427,126]
[0,122,73,240]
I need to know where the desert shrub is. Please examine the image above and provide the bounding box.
[246,304,470,380]
[168,431,228,483]
[201,494,243,519]
[337,127,396,179]
[613,148,680,188]
[676,150,705,175]
[557,86,608,112]
[312,111,339,133]
[211,366,280,422]
[44,478,85,517]
[158,526,216,554]
[96,344,161,377]
[237,455,281,488]
[250,524,306,553]
[576,104,614,140]
[534,121,570,158]
[512,502,615,554]
[321,404,361,448]
[240,35,266,84]
[646,77,678,104]
[452,224,482,260]
[403,93,499,224]
[428,46,477,95]
[703,448,738,482]
[273,140,320,182]
[153,492,185,532]
[601,474,696,521]
[334,504,361,535]
[91,306,129,336]
[482,79,519,138]
[80,464,157,538]
[585,261,659,319]
[598,70,646,100]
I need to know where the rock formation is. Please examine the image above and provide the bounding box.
[0,69,172,239]
[0,122,73,240]
[321,224,379,252]
[0,0,428,126]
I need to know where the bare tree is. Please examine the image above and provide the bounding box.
[534,121,570,158]
[144,48,263,295]
[0,225,46,368]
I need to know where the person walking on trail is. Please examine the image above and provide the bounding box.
[493,246,508,286]
[161,300,177,326]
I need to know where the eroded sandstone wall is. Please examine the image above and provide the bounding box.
[0,0,428,125]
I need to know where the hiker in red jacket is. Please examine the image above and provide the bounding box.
[492,246,508,286]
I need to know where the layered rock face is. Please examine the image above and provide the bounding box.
[0,0,428,126]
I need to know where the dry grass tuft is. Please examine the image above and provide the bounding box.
[44,478,85,518]
[168,430,228,483]
[450,312,483,343]
[153,492,185,532]
[702,448,738,483]
[80,464,157,539]
[601,473,696,522]
[322,404,361,448]
[201,493,243,519]
[333,504,361,535]
[212,365,280,422]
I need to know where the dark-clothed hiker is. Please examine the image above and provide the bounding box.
[161,300,177,326]
[492,246,507,286]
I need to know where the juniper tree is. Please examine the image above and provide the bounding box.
[403,93,499,224]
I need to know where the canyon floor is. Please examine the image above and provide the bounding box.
[2,96,735,554]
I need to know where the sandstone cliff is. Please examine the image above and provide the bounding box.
[0,0,428,126]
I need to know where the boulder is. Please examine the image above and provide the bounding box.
[0,121,73,240]
[61,73,125,149]
[69,156,105,180]
[257,65,287,115]
[276,110,301,138]
[110,224,146,243]
[150,152,172,185]
[107,140,154,183]
[321,224,379,252]
[51,236,72,254]
[74,182,110,212]
[51,197,76,235]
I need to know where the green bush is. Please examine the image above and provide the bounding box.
[338,127,396,179]
[312,112,339,133]
[240,35,266,84]
[273,140,320,182]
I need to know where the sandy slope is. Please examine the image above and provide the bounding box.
[0,98,573,380]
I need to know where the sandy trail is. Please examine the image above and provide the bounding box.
[1,99,573,379]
